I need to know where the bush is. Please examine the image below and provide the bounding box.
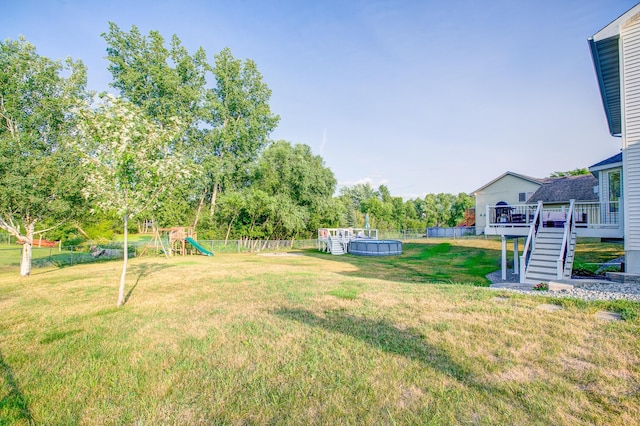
[84,220,117,240]
[533,282,548,291]
[572,262,599,277]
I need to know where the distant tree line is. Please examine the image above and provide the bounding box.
[335,183,474,231]
[0,26,474,284]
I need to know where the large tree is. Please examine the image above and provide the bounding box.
[103,23,209,228]
[102,24,279,230]
[0,38,87,276]
[74,95,188,307]
[202,48,280,218]
[103,22,208,128]
[253,141,336,236]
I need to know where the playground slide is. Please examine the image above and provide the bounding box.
[185,237,214,256]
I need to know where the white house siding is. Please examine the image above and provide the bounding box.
[474,174,541,234]
[622,15,640,272]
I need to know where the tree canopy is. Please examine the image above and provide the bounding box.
[102,24,279,228]
[550,168,590,177]
[1,30,481,281]
[0,37,88,275]
[73,94,189,306]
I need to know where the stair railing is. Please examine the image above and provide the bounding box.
[520,201,543,283]
[557,199,576,280]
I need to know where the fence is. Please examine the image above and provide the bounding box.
[424,227,476,238]
[0,230,479,270]
[0,238,320,267]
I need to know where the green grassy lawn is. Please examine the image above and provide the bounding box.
[0,239,637,424]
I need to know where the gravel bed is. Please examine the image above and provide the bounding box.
[486,267,640,302]
[492,282,640,302]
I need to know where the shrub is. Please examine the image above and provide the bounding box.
[533,282,548,291]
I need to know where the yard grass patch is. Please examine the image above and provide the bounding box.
[0,239,637,424]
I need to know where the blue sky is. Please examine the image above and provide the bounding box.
[2,0,638,198]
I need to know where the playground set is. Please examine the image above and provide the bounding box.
[140,226,213,257]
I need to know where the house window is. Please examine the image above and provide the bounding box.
[518,192,526,202]
[608,170,621,213]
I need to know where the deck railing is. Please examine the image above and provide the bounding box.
[486,203,538,228]
[317,228,378,253]
[573,201,621,228]
[557,200,577,280]
[519,201,542,282]
[487,201,621,231]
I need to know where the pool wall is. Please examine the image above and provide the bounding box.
[348,239,402,256]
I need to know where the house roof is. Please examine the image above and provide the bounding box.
[472,171,543,195]
[526,174,598,203]
[590,151,622,170]
[588,4,640,137]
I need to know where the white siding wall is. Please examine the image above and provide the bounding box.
[622,16,640,270]
[599,172,609,204]
[474,175,541,234]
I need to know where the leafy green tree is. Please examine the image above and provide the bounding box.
[202,48,280,218]
[423,193,439,227]
[74,95,188,307]
[378,185,392,203]
[103,23,208,128]
[0,38,87,276]
[216,190,247,243]
[550,168,590,177]
[390,196,407,229]
[404,199,426,229]
[338,182,377,228]
[102,24,279,229]
[103,23,208,228]
[448,193,475,227]
[253,141,336,236]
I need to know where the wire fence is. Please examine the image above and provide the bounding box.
[378,227,476,239]
[0,228,480,269]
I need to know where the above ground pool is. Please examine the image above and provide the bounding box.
[349,239,402,256]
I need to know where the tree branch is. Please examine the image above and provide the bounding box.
[33,220,67,236]
[0,215,26,241]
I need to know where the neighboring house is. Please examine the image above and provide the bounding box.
[589,3,640,273]
[527,174,599,207]
[471,172,543,235]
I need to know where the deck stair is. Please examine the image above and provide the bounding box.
[328,236,346,255]
[524,227,577,283]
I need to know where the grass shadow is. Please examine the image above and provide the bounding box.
[272,307,562,420]
[273,307,471,382]
[123,262,175,305]
[0,351,34,424]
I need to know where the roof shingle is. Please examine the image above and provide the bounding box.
[527,174,598,203]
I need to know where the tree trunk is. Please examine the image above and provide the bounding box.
[210,183,218,217]
[117,215,128,307]
[192,194,206,229]
[224,213,239,245]
[19,221,35,277]
[75,224,90,239]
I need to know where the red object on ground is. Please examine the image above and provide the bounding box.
[17,239,58,248]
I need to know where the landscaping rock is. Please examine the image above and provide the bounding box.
[548,281,574,292]
[537,304,563,312]
[595,311,623,321]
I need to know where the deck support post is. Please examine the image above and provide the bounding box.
[501,235,507,280]
[513,238,519,275]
